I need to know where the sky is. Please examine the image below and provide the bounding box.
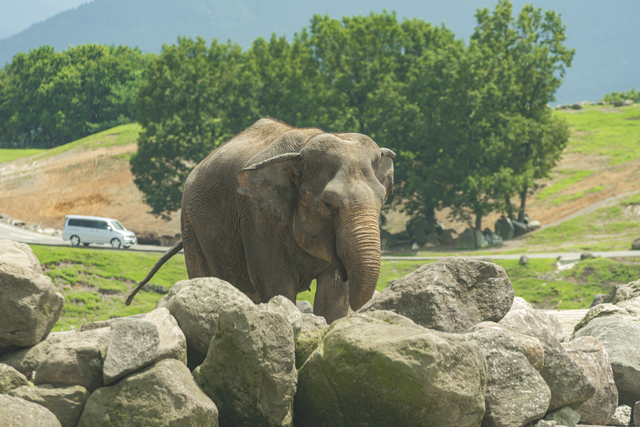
[0,0,89,40]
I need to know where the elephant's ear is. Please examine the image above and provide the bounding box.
[237,153,301,227]
[376,148,395,201]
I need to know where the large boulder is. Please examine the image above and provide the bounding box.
[495,216,514,241]
[78,358,217,426]
[8,385,90,427]
[457,227,477,249]
[294,313,487,427]
[193,299,297,427]
[574,316,640,406]
[33,327,110,392]
[0,240,63,352]
[0,394,61,427]
[0,332,73,378]
[499,298,595,410]
[573,301,640,335]
[156,277,255,368]
[258,296,302,340]
[102,307,187,385]
[0,362,31,393]
[562,336,618,425]
[603,280,640,305]
[359,258,514,333]
[466,322,550,427]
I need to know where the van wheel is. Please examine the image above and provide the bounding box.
[70,235,81,246]
[110,238,122,249]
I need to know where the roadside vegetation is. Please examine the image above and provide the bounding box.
[32,245,640,330]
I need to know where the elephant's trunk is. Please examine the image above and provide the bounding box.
[336,205,381,311]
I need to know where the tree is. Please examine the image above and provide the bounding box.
[472,0,574,219]
[131,37,260,219]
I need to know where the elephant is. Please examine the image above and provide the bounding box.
[127,118,395,323]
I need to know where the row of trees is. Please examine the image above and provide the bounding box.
[0,1,575,231]
[0,44,148,148]
[132,0,574,230]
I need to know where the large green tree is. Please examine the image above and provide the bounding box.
[131,37,260,219]
[0,44,147,148]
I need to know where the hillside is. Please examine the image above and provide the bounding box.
[1,0,639,106]
[1,103,639,248]
[0,124,181,237]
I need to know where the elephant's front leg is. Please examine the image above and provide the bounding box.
[314,267,349,324]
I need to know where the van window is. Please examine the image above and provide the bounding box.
[68,219,82,227]
[111,221,125,230]
[96,221,109,230]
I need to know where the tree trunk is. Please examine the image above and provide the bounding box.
[475,213,482,231]
[518,185,528,222]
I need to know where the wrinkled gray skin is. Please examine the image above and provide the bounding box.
[135,119,394,323]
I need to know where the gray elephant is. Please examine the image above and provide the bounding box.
[127,118,395,322]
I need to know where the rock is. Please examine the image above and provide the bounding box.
[574,316,640,406]
[78,358,217,426]
[0,394,62,426]
[425,232,439,245]
[102,308,188,385]
[603,280,640,305]
[573,302,640,335]
[438,229,455,243]
[632,237,640,250]
[193,300,297,427]
[300,312,328,331]
[9,385,89,427]
[0,363,31,392]
[513,220,528,236]
[527,220,541,231]
[33,328,110,392]
[483,228,503,247]
[475,229,489,248]
[467,322,550,427]
[609,405,632,426]
[634,401,640,426]
[562,337,618,425]
[495,216,514,241]
[500,298,595,410]
[544,406,581,427]
[580,253,595,261]
[295,313,487,427]
[589,294,606,308]
[571,103,583,110]
[156,277,255,369]
[295,323,329,370]
[624,99,635,106]
[0,333,71,377]
[296,300,313,314]
[359,258,515,333]
[520,255,530,265]
[0,240,64,351]
[259,295,302,340]
[456,227,477,249]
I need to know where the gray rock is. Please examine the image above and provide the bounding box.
[102,318,160,385]
[603,280,640,305]
[467,322,550,427]
[589,294,606,308]
[545,406,581,427]
[193,301,297,427]
[0,362,31,392]
[563,337,618,425]
[102,308,187,385]
[525,421,557,427]
[438,229,455,243]
[0,394,62,426]
[513,219,528,236]
[634,401,639,426]
[78,358,217,427]
[294,313,487,427]
[475,229,489,248]
[483,228,503,247]
[632,237,640,250]
[500,298,595,410]
[295,323,329,370]
[609,405,632,426]
[0,240,64,350]
[296,300,313,314]
[457,227,477,249]
[574,316,640,406]
[0,333,71,377]
[520,255,530,265]
[9,385,89,427]
[359,258,514,333]
[33,327,110,392]
[495,216,514,241]
[623,99,635,106]
[259,295,302,340]
[156,277,255,369]
[300,313,328,331]
[527,220,542,231]
[573,302,640,335]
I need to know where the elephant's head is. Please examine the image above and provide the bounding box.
[237,132,395,311]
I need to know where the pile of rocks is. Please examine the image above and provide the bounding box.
[1,238,640,426]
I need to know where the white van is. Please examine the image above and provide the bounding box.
[62,215,137,249]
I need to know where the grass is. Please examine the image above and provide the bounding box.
[31,245,187,331]
[0,149,47,164]
[559,104,640,166]
[536,170,595,202]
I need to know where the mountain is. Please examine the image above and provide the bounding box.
[1,0,638,105]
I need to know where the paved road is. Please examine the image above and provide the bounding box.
[2,221,640,259]
[0,222,174,254]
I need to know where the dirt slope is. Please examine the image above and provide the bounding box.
[0,141,181,237]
